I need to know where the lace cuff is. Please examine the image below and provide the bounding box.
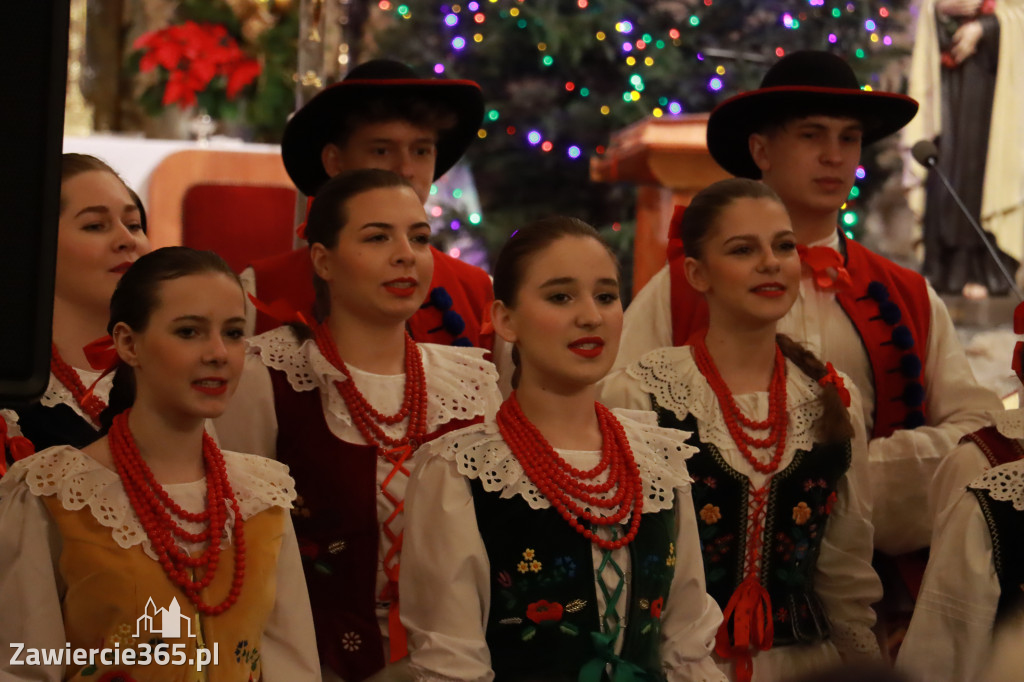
[969,459,1024,511]
[994,408,1024,440]
[830,620,882,662]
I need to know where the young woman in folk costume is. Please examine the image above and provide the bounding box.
[1,154,151,474]
[399,217,725,682]
[214,168,502,682]
[602,179,881,682]
[0,247,319,681]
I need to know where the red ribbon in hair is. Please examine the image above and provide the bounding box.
[0,414,35,476]
[295,196,315,240]
[796,244,852,293]
[819,362,852,407]
[714,575,774,682]
[80,335,121,410]
[247,293,310,327]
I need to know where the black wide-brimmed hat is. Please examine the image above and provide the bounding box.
[706,51,918,179]
[281,59,484,196]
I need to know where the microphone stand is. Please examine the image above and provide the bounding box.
[922,158,1024,301]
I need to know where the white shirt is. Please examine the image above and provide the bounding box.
[612,233,1002,554]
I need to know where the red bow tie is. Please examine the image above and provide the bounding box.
[797,244,852,293]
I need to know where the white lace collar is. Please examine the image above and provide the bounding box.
[970,458,1024,512]
[624,345,829,457]
[247,326,500,429]
[993,408,1024,440]
[419,407,696,514]
[1,446,296,560]
[39,368,113,427]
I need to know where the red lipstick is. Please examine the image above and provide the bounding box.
[568,337,605,358]
[109,261,133,274]
[751,282,787,298]
[383,277,418,298]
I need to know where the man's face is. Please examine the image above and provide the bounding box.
[322,119,439,202]
[748,115,863,219]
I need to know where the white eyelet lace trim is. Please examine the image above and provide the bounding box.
[1,409,23,438]
[829,620,882,660]
[247,327,500,430]
[2,446,297,560]
[420,408,696,514]
[624,346,829,458]
[39,369,112,427]
[970,459,1024,511]
[994,408,1024,441]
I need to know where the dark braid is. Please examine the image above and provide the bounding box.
[775,334,854,444]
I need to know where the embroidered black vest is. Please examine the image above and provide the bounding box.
[470,478,677,682]
[653,405,850,647]
[968,482,1024,621]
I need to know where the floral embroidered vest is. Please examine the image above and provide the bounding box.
[653,409,850,647]
[269,368,480,681]
[42,497,285,682]
[968,479,1024,621]
[469,479,677,682]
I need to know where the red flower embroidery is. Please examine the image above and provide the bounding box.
[825,491,838,515]
[650,597,664,619]
[526,600,564,624]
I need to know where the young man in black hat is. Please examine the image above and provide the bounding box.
[613,51,1002,559]
[241,59,493,349]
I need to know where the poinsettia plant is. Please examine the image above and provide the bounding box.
[130,21,262,119]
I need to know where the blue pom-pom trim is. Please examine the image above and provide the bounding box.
[428,287,453,310]
[898,354,922,378]
[903,410,926,429]
[890,325,915,350]
[441,309,466,336]
[900,381,925,407]
[874,301,902,325]
[866,281,890,302]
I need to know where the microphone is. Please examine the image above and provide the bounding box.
[911,139,1023,300]
[911,139,938,169]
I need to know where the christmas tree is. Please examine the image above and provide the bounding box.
[370,0,911,273]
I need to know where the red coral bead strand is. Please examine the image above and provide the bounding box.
[496,394,644,550]
[109,411,245,615]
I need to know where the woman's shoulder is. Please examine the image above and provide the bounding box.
[221,450,297,516]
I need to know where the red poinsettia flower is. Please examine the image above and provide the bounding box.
[525,600,564,624]
[132,21,262,112]
[650,597,664,619]
[227,58,262,99]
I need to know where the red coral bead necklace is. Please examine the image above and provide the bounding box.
[497,393,644,550]
[109,410,245,615]
[691,335,789,475]
[50,343,105,427]
[313,320,428,452]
